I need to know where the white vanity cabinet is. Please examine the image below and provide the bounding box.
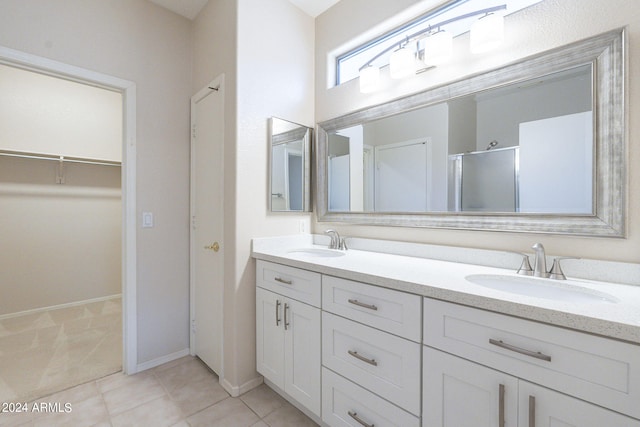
[255,260,321,417]
[423,347,640,427]
[322,276,422,426]
[423,298,640,426]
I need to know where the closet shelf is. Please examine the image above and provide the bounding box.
[0,149,121,167]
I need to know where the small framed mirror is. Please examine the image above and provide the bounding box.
[269,117,312,212]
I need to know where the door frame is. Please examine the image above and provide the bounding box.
[0,46,138,374]
[189,74,225,373]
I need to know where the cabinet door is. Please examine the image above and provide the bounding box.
[256,287,285,390]
[423,347,518,427]
[284,298,321,417]
[519,381,640,427]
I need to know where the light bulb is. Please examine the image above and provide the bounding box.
[470,13,504,54]
[359,65,380,93]
[389,46,416,79]
[424,29,452,65]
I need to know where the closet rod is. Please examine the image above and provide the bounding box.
[0,149,121,167]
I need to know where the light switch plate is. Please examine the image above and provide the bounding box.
[142,212,153,228]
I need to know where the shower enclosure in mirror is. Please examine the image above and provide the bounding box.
[317,30,624,236]
[269,117,312,212]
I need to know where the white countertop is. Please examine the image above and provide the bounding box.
[252,235,640,344]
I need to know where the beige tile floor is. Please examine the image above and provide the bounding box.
[0,298,122,404]
[0,356,319,427]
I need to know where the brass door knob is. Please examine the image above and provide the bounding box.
[204,242,220,252]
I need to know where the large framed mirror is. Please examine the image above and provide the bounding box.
[269,117,312,212]
[316,29,625,236]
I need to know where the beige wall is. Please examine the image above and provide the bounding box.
[0,157,121,315]
[0,0,193,363]
[194,0,315,392]
[0,64,123,162]
[315,0,640,263]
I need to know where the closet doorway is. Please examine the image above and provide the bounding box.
[0,48,137,402]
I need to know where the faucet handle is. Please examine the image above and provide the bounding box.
[339,237,348,251]
[548,257,579,280]
[510,252,534,276]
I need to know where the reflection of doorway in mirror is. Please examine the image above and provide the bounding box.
[287,151,303,211]
[271,145,303,211]
[374,138,432,212]
[363,145,374,211]
[329,154,350,211]
[271,143,288,210]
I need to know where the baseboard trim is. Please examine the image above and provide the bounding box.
[0,294,122,320]
[136,348,190,372]
[220,375,263,397]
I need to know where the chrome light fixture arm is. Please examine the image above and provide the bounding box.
[358,4,507,72]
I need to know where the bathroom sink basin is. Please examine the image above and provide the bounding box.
[286,248,346,258]
[465,274,619,303]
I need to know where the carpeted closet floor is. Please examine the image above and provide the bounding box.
[0,297,122,403]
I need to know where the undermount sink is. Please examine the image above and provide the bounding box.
[465,274,619,303]
[286,248,346,258]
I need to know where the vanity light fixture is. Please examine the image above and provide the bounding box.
[423,28,453,66]
[358,4,506,93]
[389,41,418,79]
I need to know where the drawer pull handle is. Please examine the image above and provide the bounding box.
[498,384,505,427]
[529,395,536,427]
[274,277,292,285]
[284,303,290,330]
[348,299,378,311]
[348,411,374,427]
[348,350,378,366]
[275,300,281,326]
[489,339,552,362]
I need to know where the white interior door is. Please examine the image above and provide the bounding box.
[190,76,224,375]
[328,154,350,211]
[375,139,430,212]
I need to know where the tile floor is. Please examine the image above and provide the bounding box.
[0,355,319,427]
[0,298,122,404]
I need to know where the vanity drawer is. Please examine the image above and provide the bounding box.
[322,275,421,342]
[322,368,420,427]
[323,312,421,415]
[423,298,640,419]
[256,260,321,307]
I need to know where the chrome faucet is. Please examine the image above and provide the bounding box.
[532,243,549,278]
[325,229,340,249]
[514,243,575,280]
[324,229,347,250]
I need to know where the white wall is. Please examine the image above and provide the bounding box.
[475,70,592,151]
[194,0,314,393]
[0,157,121,315]
[0,0,193,364]
[315,0,640,263]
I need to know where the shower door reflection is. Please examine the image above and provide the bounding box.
[450,147,519,212]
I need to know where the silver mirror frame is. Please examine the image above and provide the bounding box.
[316,29,625,237]
[269,117,313,212]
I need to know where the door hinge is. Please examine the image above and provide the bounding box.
[191,215,197,229]
[191,319,196,333]
[191,125,196,138]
